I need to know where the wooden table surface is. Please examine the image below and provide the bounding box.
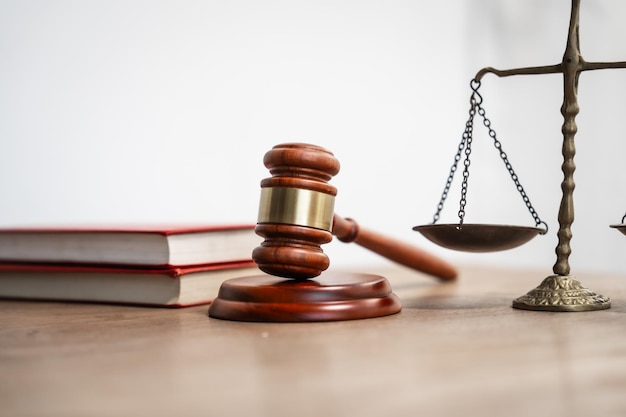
[1,263,625,417]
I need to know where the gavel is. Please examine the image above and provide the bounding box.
[252,143,458,281]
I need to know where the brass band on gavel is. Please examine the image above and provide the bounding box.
[257,187,335,231]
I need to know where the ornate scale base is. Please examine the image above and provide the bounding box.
[512,275,611,312]
[208,272,402,322]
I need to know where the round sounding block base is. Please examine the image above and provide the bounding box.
[208,272,402,322]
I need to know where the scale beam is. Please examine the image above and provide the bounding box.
[474,60,626,82]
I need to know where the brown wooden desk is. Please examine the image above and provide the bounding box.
[1,264,625,417]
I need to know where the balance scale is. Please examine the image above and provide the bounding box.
[414,0,626,312]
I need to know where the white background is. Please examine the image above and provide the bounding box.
[2,0,626,275]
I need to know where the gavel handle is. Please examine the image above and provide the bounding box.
[332,214,458,281]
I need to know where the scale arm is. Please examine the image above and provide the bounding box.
[582,60,626,72]
[474,64,563,82]
[474,60,626,82]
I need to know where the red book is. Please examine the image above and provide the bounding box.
[0,224,260,267]
[0,261,259,307]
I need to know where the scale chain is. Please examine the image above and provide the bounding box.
[432,104,474,224]
[457,96,477,225]
[431,80,547,234]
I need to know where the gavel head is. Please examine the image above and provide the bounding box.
[252,143,340,280]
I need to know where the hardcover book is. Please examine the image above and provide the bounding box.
[0,262,259,307]
[0,224,260,267]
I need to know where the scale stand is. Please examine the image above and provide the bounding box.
[415,0,626,312]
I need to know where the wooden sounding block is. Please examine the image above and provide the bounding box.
[207,272,400,322]
[209,143,456,322]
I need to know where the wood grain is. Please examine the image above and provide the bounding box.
[1,264,625,417]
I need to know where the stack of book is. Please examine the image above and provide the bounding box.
[0,225,261,307]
